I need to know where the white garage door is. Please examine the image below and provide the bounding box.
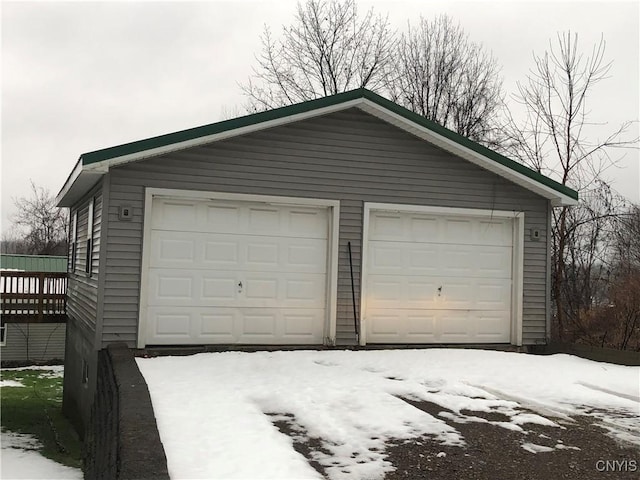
[364,209,513,343]
[144,197,329,345]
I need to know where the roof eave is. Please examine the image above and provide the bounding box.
[56,160,104,207]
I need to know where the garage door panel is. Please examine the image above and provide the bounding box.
[474,249,512,278]
[370,213,404,240]
[370,244,403,271]
[439,249,474,277]
[439,282,473,309]
[152,231,327,273]
[154,235,197,264]
[406,314,437,338]
[477,220,513,246]
[367,275,509,311]
[410,216,439,240]
[205,204,241,232]
[409,247,440,272]
[368,241,510,278]
[152,200,199,230]
[288,209,328,237]
[474,312,512,341]
[204,241,239,265]
[149,309,193,338]
[369,212,513,246]
[367,277,438,308]
[200,312,237,341]
[287,243,327,269]
[243,272,325,308]
[149,269,236,306]
[439,245,511,278]
[149,269,325,309]
[156,275,193,300]
[238,308,324,343]
[443,218,474,242]
[283,312,322,337]
[149,270,196,304]
[368,314,403,336]
[366,308,512,343]
[242,311,277,336]
[202,276,238,301]
[475,283,511,310]
[286,278,323,301]
[368,242,439,276]
[147,306,325,345]
[247,242,279,266]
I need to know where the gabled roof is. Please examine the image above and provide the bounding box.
[56,88,578,207]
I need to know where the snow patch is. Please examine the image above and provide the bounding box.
[1,431,82,480]
[521,442,555,453]
[0,379,25,387]
[3,365,64,373]
[510,412,559,427]
[555,443,580,451]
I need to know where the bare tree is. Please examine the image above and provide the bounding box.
[580,205,640,350]
[613,204,640,272]
[241,0,395,110]
[502,32,638,342]
[557,180,625,342]
[387,14,504,142]
[10,181,68,256]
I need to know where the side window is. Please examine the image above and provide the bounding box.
[85,198,94,276]
[0,324,6,346]
[70,211,78,272]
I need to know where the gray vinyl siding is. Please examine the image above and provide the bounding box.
[102,108,550,346]
[0,323,66,362]
[67,184,103,335]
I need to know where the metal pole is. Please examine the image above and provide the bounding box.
[348,241,359,341]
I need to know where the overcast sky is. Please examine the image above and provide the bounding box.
[2,0,638,235]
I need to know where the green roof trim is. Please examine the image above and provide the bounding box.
[80,89,369,165]
[80,88,578,201]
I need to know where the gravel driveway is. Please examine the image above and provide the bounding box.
[274,398,639,480]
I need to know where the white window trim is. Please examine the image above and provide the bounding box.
[360,202,525,346]
[70,211,78,272]
[137,187,340,348]
[0,324,7,346]
[86,198,95,276]
[87,198,94,240]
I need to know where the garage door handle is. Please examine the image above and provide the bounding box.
[238,281,243,291]
[437,286,442,296]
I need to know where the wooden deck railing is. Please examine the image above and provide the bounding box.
[1,271,67,323]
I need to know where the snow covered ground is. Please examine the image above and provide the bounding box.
[1,366,80,479]
[0,431,82,480]
[137,349,640,480]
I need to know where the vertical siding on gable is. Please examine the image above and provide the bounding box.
[102,108,550,347]
[67,184,103,334]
